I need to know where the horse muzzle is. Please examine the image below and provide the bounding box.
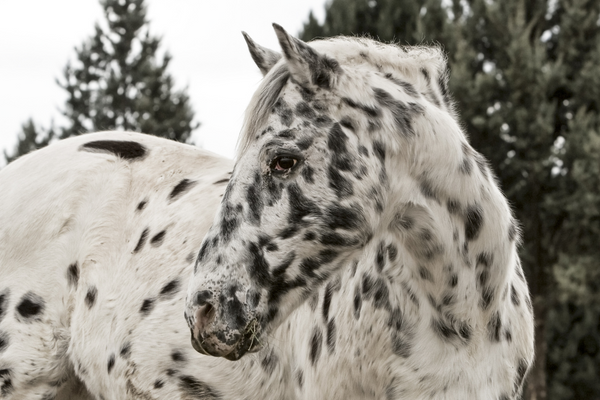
[185,288,263,360]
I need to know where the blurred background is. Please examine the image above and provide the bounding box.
[1,0,599,399]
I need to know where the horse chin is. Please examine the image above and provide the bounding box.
[222,328,263,360]
[189,321,264,360]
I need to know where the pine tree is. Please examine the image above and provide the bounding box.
[59,0,198,141]
[3,119,56,164]
[4,0,198,164]
[300,1,600,399]
[300,0,453,47]
[450,1,600,398]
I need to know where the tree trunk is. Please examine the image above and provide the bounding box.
[524,295,547,400]
[524,205,548,400]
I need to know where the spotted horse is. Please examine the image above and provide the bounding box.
[0,25,533,400]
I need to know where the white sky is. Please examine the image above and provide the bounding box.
[0,0,326,166]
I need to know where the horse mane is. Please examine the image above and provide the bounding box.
[236,36,451,159]
[236,64,290,159]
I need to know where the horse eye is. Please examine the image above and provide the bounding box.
[270,156,298,172]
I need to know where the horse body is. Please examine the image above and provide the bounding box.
[0,25,533,400]
[0,132,253,399]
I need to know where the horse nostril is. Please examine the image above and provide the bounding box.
[195,303,216,332]
[194,290,213,306]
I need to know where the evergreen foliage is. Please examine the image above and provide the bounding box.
[3,119,55,164]
[301,1,600,399]
[4,0,198,164]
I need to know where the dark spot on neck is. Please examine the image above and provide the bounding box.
[85,286,97,309]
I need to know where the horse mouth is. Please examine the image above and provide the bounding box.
[190,319,263,360]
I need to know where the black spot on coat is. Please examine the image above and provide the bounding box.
[120,342,132,359]
[449,274,458,288]
[136,200,147,211]
[85,286,97,308]
[301,165,315,184]
[150,230,166,247]
[480,286,495,310]
[80,140,147,160]
[372,140,386,163]
[488,311,502,342]
[418,266,433,282]
[309,326,323,366]
[373,87,424,137]
[514,358,529,393]
[287,183,321,226]
[339,116,355,131]
[219,202,240,242]
[219,284,247,332]
[389,308,411,357]
[196,240,210,264]
[246,172,264,225]
[0,331,9,353]
[420,67,430,82]
[446,199,461,215]
[140,298,155,315]
[353,285,362,320]
[296,136,314,151]
[0,368,13,396]
[160,279,180,298]
[171,350,186,363]
[342,97,380,117]
[376,242,386,272]
[476,252,493,268]
[459,157,473,175]
[134,228,149,253]
[510,284,520,306]
[322,283,333,322]
[325,204,362,231]
[169,179,197,201]
[296,369,304,388]
[16,292,45,320]
[295,102,316,119]
[261,348,278,375]
[384,73,419,97]
[0,289,9,323]
[178,375,221,399]
[273,98,294,127]
[67,262,79,288]
[247,242,271,287]
[387,244,398,262]
[327,123,348,153]
[326,319,336,353]
[419,178,439,202]
[465,204,484,241]
[107,354,115,374]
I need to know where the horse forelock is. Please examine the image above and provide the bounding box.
[237,64,291,159]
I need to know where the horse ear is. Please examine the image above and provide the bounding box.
[242,31,281,76]
[272,23,341,90]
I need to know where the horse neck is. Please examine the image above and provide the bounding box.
[377,111,517,319]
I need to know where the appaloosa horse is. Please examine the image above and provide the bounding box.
[0,25,533,400]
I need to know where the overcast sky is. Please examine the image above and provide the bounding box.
[0,0,326,166]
